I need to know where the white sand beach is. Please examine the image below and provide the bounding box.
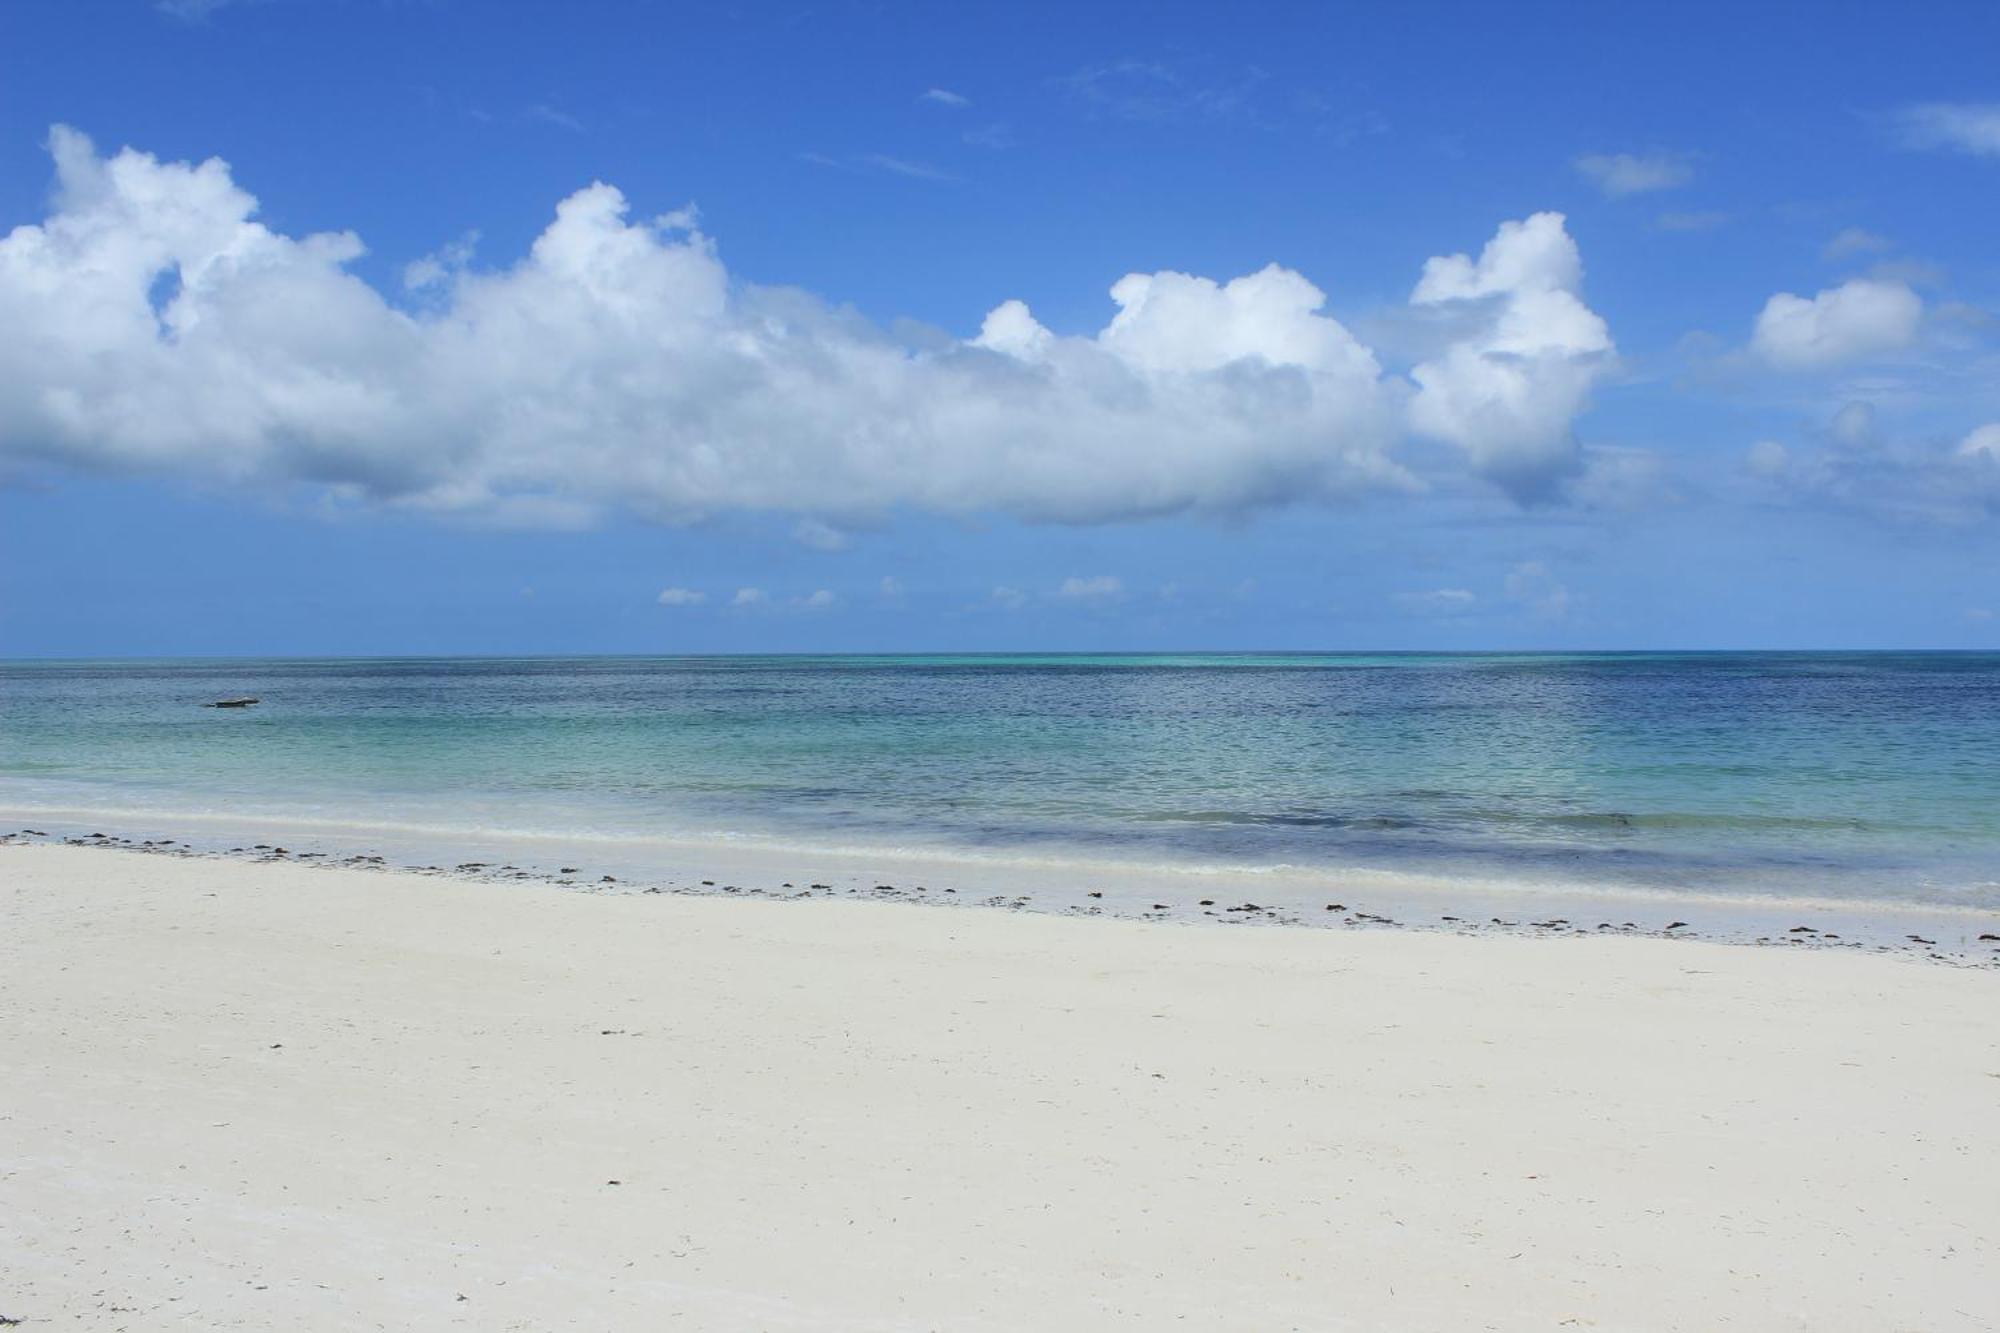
[3,842,1996,1331]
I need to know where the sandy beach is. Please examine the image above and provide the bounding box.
[3,843,1996,1331]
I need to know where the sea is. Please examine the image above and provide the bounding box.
[4,652,2000,912]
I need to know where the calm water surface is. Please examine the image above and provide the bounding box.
[4,652,1998,906]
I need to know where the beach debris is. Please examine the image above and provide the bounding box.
[810,883,830,890]
[559,867,579,875]
[1788,926,1817,934]
[1087,891,1103,898]
[600,875,616,883]
[1199,898,1215,906]
[1907,935,1936,946]
[1979,933,1999,942]
[1664,921,1688,931]
[701,880,715,886]
[606,1179,622,1186]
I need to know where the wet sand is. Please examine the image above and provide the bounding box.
[3,842,1997,1330]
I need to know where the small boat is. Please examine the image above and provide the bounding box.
[206,697,261,708]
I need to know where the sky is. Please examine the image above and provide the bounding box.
[1,0,1997,656]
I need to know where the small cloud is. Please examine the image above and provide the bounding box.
[1568,446,1680,511]
[656,587,707,607]
[1823,227,1893,261]
[962,122,1014,150]
[990,585,1028,610]
[1891,102,2000,157]
[1751,278,1922,370]
[859,153,955,182]
[1504,562,1572,621]
[879,576,905,600]
[1395,588,1476,617]
[1868,256,1948,289]
[796,589,837,609]
[526,103,584,133]
[156,0,245,19]
[1961,423,2000,459]
[1655,210,1728,232]
[1574,151,1694,197]
[792,517,850,551]
[920,88,970,108]
[1057,574,1123,601]
[1745,439,1791,477]
[404,232,479,291]
[803,152,956,182]
[731,587,768,607]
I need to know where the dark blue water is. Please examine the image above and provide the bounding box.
[4,652,1998,905]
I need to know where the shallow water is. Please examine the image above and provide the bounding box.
[4,652,1999,907]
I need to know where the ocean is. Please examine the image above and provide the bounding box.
[4,652,1999,909]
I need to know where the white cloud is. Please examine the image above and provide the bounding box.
[1823,227,1892,261]
[878,576,904,599]
[731,587,768,607]
[1057,574,1123,600]
[1745,439,1790,476]
[1751,279,1922,370]
[0,129,1619,527]
[656,587,706,606]
[1573,152,1693,196]
[990,585,1027,610]
[797,588,837,609]
[1961,424,2000,459]
[920,88,970,108]
[1406,212,1617,499]
[1395,588,1476,616]
[1892,103,2000,157]
[526,103,584,133]
[792,517,850,551]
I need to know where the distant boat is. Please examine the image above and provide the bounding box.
[207,697,261,709]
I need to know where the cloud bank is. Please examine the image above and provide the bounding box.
[0,128,1618,528]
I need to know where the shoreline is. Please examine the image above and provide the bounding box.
[6,809,1999,966]
[3,842,1997,1330]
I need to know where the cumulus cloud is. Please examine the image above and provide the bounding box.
[1573,152,1693,196]
[656,586,706,606]
[0,128,1618,526]
[1751,278,1922,369]
[1405,211,1617,500]
[1892,103,2000,157]
[731,587,768,607]
[990,585,1028,610]
[919,88,970,108]
[797,588,837,609]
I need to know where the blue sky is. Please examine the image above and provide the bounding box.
[1,0,1997,655]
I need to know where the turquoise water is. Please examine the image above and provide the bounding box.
[4,652,1999,906]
